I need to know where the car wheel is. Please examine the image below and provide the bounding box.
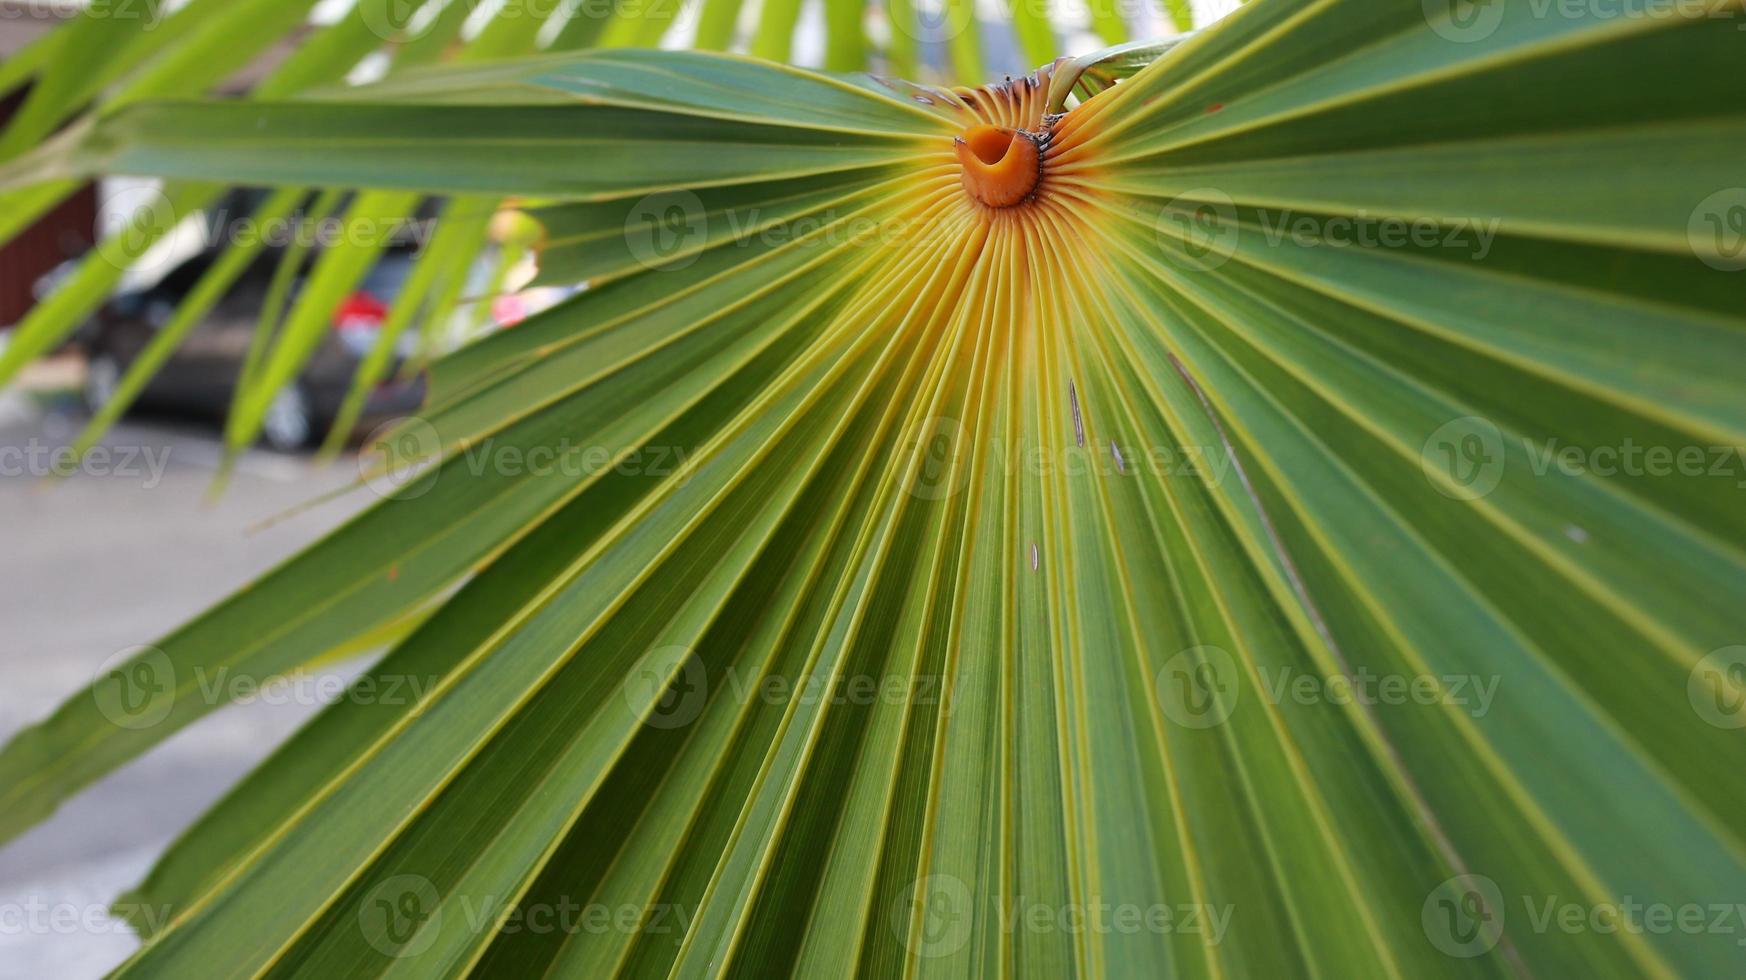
[84,352,122,417]
[261,384,314,453]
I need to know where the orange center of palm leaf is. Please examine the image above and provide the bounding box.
[954,124,1041,208]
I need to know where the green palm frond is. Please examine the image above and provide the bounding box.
[3,0,1746,976]
[1,0,1125,462]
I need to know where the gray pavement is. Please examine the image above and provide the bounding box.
[0,399,376,977]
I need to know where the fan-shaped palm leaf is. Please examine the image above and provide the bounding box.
[2,0,1138,461]
[2,0,1745,976]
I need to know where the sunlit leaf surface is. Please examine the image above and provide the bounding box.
[2,0,1745,976]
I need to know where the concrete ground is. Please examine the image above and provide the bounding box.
[0,394,375,978]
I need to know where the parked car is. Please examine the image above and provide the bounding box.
[75,244,430,452]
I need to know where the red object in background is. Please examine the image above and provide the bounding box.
[492,293,528,328]
[0,85,98,329]
[333,290,388,331]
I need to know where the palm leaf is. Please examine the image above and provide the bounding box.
[4,1,1746,976]
[1,0,1120,457]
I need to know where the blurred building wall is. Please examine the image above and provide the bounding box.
[1,3,97,330]
[0,85,98,329]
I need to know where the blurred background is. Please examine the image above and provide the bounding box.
[0,9,526,975]
[0,400,372,977]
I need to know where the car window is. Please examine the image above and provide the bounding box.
[359,254,414,300]
[154,251,219,297]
